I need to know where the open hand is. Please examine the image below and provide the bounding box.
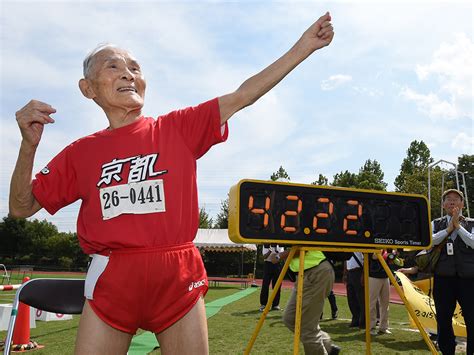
[447,215,455,234]
[452,207,461,229]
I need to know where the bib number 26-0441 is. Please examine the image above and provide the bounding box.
[100,179,166,220]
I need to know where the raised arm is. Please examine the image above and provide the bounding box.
[218,12,334,124]
[9,100,56,218]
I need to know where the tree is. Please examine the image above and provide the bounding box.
[394,140,433,192]
[26,219,59,257]
[199,207,213,229]
[331,160,387,191]
[45,233,77,259]
[43,232,78,267]
[70,233,90,269]
[0,217,30,258]
[0,217,58,262]
[332,170,357,188]
[394,141,446,218]
[270,166,290,181]
[357,159,387,191]
[311,174,329,186]
[0,217,89,270]
[402,167,444,219]
[214,198,229,229]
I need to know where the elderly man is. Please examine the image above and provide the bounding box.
[432,189,474,355]
[9,12,334,355]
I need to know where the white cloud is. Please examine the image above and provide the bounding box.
[401,33,473,120]
[416,33,472,86]
[352,86,383,98]
[452,133,474,153]
[399,87,458,119]
[320,74,352,91]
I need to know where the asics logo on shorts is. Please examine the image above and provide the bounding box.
[188,279,206,291]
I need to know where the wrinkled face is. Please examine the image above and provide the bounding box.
[443,192,464,216]
[85,47,146,113]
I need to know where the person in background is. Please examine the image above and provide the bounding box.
[320,290,338,320]
[369,251,391,335]
[344,252,365,328]
[327,290,338,319]
[274,249,341,354]
[432,189,474,355]
[259,244,285,312]
[396,251,431,282]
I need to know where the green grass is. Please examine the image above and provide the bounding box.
[1,283,440,355]
[0,285,244,354]
[207,291,433,355]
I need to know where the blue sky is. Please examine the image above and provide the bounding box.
[1,0,472,232]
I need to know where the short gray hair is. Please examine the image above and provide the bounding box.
[83,43,118,78]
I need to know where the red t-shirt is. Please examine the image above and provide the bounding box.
[32,98,228,254]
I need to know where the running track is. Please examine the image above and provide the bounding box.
[252,280,404,305]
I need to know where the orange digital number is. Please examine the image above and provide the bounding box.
[313,197,334,234]
[248,194,271,228]
[280,195,302,233]
[343,200,363,235]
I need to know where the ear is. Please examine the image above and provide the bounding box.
[79,78,96,99]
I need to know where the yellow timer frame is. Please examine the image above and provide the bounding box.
[228,179,431,250]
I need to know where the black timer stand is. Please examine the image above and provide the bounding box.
[244,245,438,355]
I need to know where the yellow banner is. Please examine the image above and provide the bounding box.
[395,271,466,336]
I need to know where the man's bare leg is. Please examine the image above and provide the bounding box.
[156,296,208,354]
[75,301,133,355]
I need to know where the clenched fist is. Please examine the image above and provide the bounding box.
[299,12,335,53]
[15,100,56,147]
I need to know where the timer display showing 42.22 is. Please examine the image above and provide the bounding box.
[228,180,431,249]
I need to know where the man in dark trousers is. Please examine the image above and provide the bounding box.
[259,244,284,311]
[432,189,474,355]
[344,252,365,328]
[326,290,338,319]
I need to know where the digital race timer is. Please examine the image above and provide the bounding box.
[228,180,431,250]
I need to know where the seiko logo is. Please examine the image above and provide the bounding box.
[188,279,206,291]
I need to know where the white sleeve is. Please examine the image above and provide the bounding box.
[432,220,449,245]
[458,225,474,248]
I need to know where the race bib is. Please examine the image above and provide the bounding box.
[100,179,166,220]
